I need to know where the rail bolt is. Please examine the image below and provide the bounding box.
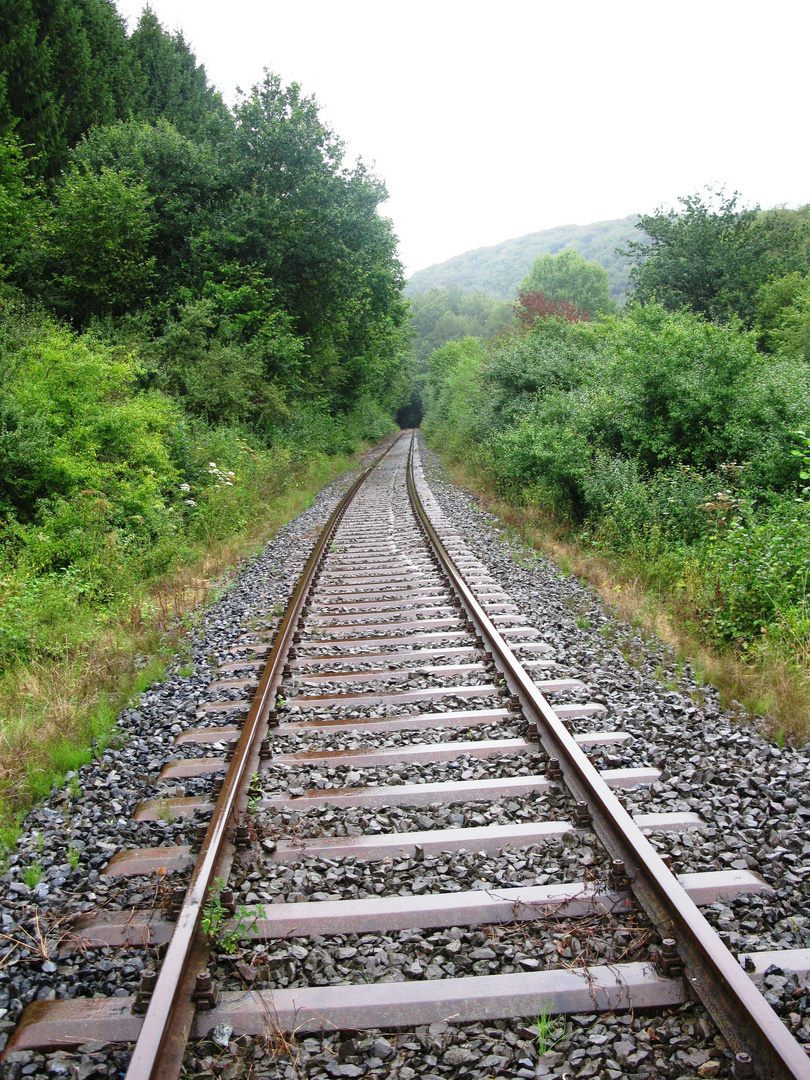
[225,739,238,762]
[268,709,280,728]
[656,937,683,976]
[260,738,272,760]
[508,694,522,713]
[170,886,186,918]
[546,758,563,781]
[573,801,591,827]
[220,887,237,914]
[288,648,298,660]
[609,859,630,891]
[292,631,301,644]
[659,852,673,870]
[212,778,224,798]
[132,969,157,1014]
[235,824,251,849]
[282,663,292,679]
[191,823,208,852]
[733,1052,754,1078]
[192,970,218,1010]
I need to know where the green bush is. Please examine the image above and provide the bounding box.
[702,498,810,653]
[422,301,810,656]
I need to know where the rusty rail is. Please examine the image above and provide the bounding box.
[123,434,401,1080]
[405,434,810,1080]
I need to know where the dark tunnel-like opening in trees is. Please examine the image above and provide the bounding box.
[397,388,423,428]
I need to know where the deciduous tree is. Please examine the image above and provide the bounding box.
[518,249,612,314]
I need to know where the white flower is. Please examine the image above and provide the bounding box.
[185,499,197,507]
[209,462,217,469]
[179,483,191,493]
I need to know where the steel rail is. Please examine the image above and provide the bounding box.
[405,433,810,1080]
[124,433,402,1080]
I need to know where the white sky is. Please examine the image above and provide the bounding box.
[114,0,809,276]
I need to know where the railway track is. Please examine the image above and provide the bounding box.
[2,431,810,1079]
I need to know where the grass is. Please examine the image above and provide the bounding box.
[528,1003,561,1053]
[441,456,810,744]
[23,860,42,889]
[0,445,372,854]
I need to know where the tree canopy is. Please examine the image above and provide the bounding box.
[622,188,810,327]
[518,249,612,314]
[0,5,409,425]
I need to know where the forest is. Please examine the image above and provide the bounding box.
[0,0,409,838]
[421,190,810,737]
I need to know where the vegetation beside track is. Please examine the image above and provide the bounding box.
[421,193,810,742]
[0,416,379,852]
[0,1,408,851]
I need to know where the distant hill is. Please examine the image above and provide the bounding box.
[406,214,643,305]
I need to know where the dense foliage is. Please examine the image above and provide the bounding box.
[424,274,810,666]
[0,2,409,672]
[623,189,810,329]
[407,286,512,363]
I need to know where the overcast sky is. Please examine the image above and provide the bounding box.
[114,0,809,275]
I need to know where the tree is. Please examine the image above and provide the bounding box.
[515,291,592,325]
[518,249,612,314]
[215,72,407,410]
[0,132,39,277]
[127,7,228,140]
[756,272,810,361]
[408,286,512,362]
[623,188,809,327]
[69,117,225,305]
[38,163,156,325]
[0,0,136,177]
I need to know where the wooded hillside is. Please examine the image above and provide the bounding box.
[406,215,640,304]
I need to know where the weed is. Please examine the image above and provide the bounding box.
[528,1003,561,1053]
[24,861,42,889]
[574,616,591,630]
[67,846,81,869]
[67,774,81,800]
[202,878,261,953]
[248,772,262,811]
[156,800,176,824]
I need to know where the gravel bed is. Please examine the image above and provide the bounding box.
[259,749,552,792]
[2,433,809,1079]
[208,908,653,991]
[257,788,570,842]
